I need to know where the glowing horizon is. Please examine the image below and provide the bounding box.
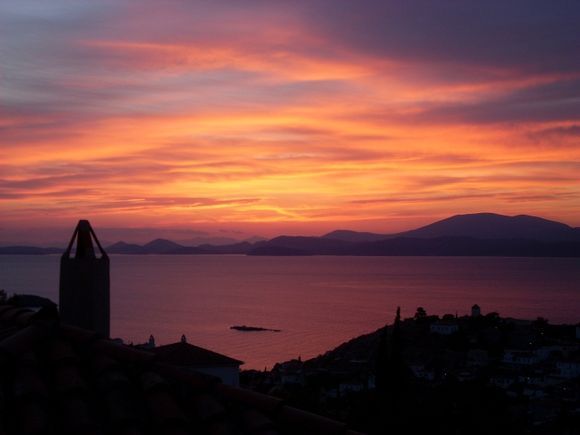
[2,1,580,243]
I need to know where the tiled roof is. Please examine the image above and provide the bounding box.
[0,303,365,435]
[152,342,243,367]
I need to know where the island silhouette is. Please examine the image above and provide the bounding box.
[2,212,579,257]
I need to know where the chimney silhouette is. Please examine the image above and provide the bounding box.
[59,220,110,337]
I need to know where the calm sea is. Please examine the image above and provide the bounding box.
[1,255,579,369]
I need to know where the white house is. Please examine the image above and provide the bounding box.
[467,349,489,367]
[430,322,459,335]
[277,359,304,385]
[490,375,516,389]
[535,345,563,361]
[410,364,436,381]
[503,350,539,366]
[556,361,580,379]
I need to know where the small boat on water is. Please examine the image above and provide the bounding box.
[230,325,281,332]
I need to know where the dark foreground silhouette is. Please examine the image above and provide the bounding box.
[242,307,580,435]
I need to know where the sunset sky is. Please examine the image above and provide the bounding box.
[2,1,580,244]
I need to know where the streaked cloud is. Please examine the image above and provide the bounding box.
[1,1,579,241]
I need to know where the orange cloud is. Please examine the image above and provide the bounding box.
[1,1,579,240]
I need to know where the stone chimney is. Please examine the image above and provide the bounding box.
[59,220,110,337]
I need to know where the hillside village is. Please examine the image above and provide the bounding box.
[242,306,580,434]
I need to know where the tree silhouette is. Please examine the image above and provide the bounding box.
[375,321,389,393]
[375,307,407,397]
[414,306,427,321]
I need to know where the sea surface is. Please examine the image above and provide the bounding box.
[1,255,579,369]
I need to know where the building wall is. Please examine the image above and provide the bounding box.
[557,362,580,379]
[430,324,459,335]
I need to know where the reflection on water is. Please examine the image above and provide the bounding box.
[1,255,579,369]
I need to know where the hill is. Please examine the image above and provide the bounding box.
[142,239,184,253]
[248,235,580,257]
[322,230,389,242]
[107,241,144,254]
[397,213,580,242]
[0,246,62,255]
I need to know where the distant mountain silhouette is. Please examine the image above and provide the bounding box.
[396,213,580,242]
[264,236,350,252]
[0,246,62,255]
[243,236,268,244]
[107,239,206,254]
[196,241,254,254]
[248,235,580,257]
[248,213,580,257]
[322,230,389,242]
[107,239,192,254]
[176,236,239,246]
[343,236,580,257]
[2,212,579,257]
[249,245,311,256]
[107,241,144,254]
[104,239,251,255]
[142,239,184,253]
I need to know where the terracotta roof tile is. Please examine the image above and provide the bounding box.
[47,338,79,365]
[53,365,88,395]
[0,326,18,342]
[13,398,50,435]
[90,340,155,365]
[155,362,220,391]
[0,305,14,316]
[101,388,142,428]
[144,388,188,426]
[202,420,235,435]
[214,384,283,414]
[95,368,131,393]
[12,310,36,328]
[116,427,143,435]
[61,324,100,344]
[0,307,35,327]
[239,409,276,433]
[0,323,53,359]
[276,406,348,434]
[57,394,101,434]
[186,393,227,423]
[13,366,49,400]
[90,354,123,378]
[0,306,22,323]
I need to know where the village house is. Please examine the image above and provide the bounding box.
[503,350,540,366]
[430,321,459,335]
[556,360,580,378]
[152,335,243,386]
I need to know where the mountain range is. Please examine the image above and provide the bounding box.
[2,213,579,257]
[323,213,580,242]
